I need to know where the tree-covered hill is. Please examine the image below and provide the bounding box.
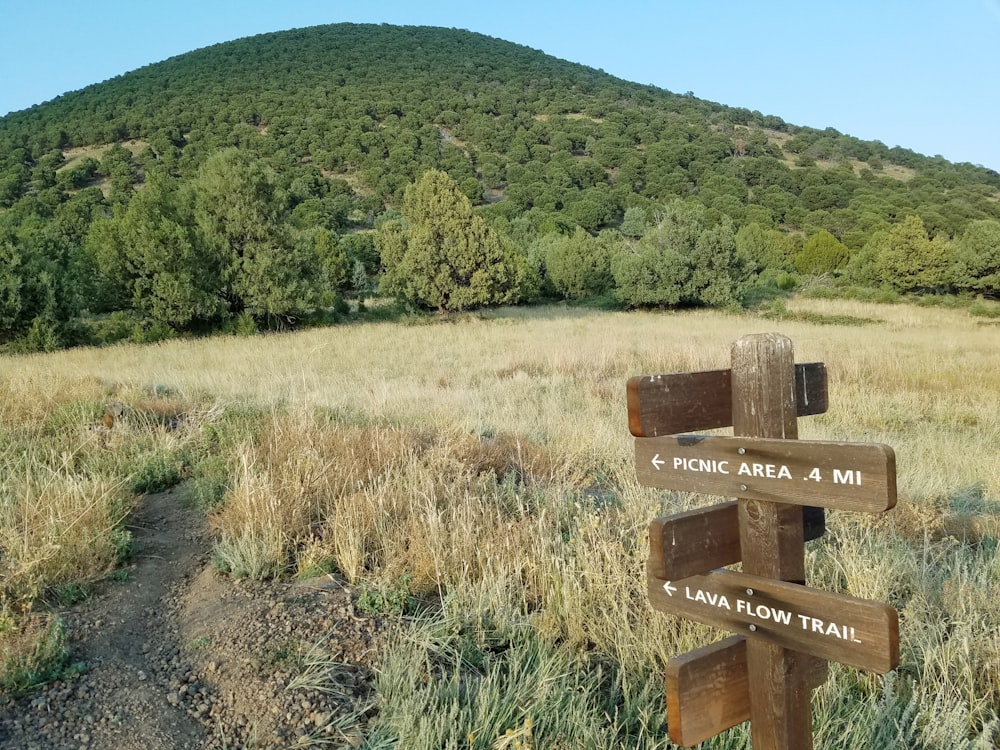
[1,23,998,349]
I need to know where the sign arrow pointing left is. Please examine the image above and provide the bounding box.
[663,580,677,597]
[651,453,666,470]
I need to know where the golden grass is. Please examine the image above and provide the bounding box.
[1,299,998,745]
[58,140,149,171]
[757,128,919,181]
[0,468,128,601]
[5,300,996,498]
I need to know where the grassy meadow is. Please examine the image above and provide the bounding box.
[1,297,998,748]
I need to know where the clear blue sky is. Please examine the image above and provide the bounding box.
[3,1,999,170]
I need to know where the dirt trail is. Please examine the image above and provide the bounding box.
[0,486,389,749]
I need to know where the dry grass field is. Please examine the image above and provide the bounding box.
[1,298,998,748]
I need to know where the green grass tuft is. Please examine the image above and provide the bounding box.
[0,615,71,697]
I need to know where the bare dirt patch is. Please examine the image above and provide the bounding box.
[59,141,149,172]
[0,485,391,749]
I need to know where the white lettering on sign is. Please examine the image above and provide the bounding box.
[737,462,793,479]
[649,454,865,486]
[673,457,731,474]
[685,586,732,610]
[833,469,861,485]
[736,597,793,624]
[662,582,863,644]
[798,614,863,643]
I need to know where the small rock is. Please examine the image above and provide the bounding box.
[311,711,331,727]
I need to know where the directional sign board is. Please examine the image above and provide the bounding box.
[635,435,896,513]
[647,568,900,674]
[627,362,828,437]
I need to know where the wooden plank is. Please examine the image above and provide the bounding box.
[635,435,897,513]
[731,333,812,750]
[647,569,900,674]
[627,368,731,437]
[665,636,828,747]
[648,501,825,581]
[626,362,827,437]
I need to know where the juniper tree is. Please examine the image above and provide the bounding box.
[377,169,530,311]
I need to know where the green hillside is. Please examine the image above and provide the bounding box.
[1,23,998,350]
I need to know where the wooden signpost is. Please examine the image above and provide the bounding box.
[630,334,899,749]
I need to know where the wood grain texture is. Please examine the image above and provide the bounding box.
[665,636,828,747]
[648,501,825,581]
[626,362,827,437]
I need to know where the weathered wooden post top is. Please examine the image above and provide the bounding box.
[628,333,899,749]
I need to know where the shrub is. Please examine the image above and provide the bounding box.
[540,228,614,300]
[129,450,187,494]
[969,299,1000,319]
[794,230,849,275]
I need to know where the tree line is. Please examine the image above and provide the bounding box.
[381,170,999,312]
[1,24,998,349]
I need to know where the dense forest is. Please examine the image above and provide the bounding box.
[1,23,998,349]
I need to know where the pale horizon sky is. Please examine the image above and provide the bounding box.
[2,1,999,171]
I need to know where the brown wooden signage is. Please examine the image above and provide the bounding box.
[635,435,897,513]
[627,362,827,437]
[648,568,900,674]
[665,636,828,747]
[630,334,900,749]
[648,501,824,582]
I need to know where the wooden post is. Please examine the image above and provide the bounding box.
[731,333,813,749]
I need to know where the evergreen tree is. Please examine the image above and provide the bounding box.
[5,210,80,348]
[190,149,323,325]
[619,206,649,239]
[875,215,954,292]
[313,229,350,292]
[688,219,747,306]
[377,170,530,311]
[87,175,224,328]
[611,200,747,308]
[736,222,795,272]
[541,227,615,300]
[0,239,22,338]
[794,230,850,275]
[952,219,1000,295]
[844,231,886,287]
